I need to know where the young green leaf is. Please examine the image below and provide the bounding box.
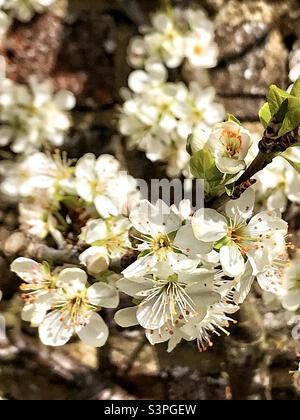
[227,114,241,125]
[189,147,222,181]
[291,78,300,97]
[283,156,300,174]
[267,84,293,117]
[225,184,235,197]
[278,97,300,137]
[259,102,272,128]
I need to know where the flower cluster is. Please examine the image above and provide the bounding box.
[7,151,139,347]
[11,259,119,347]
[0,75,75,153]
[128,7,218,69]
[0,0,58,24]
[114,191,288,351]
[120,63,225,176]
[1,151,138,259]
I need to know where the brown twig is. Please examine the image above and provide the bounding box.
[1,231,80,266]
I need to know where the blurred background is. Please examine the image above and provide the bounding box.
[1,0,300,400]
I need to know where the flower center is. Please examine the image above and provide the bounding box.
[150,234,173,261]
[221,129,242,158]
[143,276,197,327]
[193,45,203,56]
[53,289,98,329]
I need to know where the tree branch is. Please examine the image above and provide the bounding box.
[1,231,80,265]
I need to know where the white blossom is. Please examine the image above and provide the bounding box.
[38,268,119,347]
[0,77,75,153]
[192,188,288,277]
[19,192,64,247]
[127,8,218,70]
[280,258,300,312]
[0,11,11,41]
[1,0,57,23]
[79,216,132,274]
[0,151,75,198]
[120,64,224,176]
[75,153,138,218]
[254,149,300,212]
[122,199,213,278]
[208,121,252,175]
[115,264,220,332]
[11,258,57,326]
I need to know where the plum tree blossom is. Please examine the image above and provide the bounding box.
[3,1,300,365]
[128,7,218,69]
[79,216,132,274]
[0,76,75,153]
[75,153,138,218]
[12,261,119,347]
[121,199,213,278]
[38,268,119,347]
[0,0,58,23]
[207,120,252,175]
[0,151,75,198]
[254,150,300,212]
[11,258,58,326]
[119,63,225,176]
[192,189,288,277]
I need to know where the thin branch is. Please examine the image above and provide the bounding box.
[2,231,80,265]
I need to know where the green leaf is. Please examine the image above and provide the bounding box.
[189,147,222,181]
[291,78,300,97]
[278,97,300,137]
[226,114,240,125]
[259,103,272,128]
[283,156,300,174]
[42,261,51,275]
[225,184,235,197]
[267,84,293,117]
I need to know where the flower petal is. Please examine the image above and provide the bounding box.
[220,245,245,277]
[77,313,108,347]
[192,208,227,242]
[57,268,87,296]
[87,283,119,308]
[39,311,73,346]
[114,307,139,327]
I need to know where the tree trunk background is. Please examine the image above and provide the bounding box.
[1,0,300,400]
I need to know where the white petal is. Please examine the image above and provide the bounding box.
[57,268,87,296]
[54,90,76,110]
[192,208,227,242]
[186,284,220,307]
[122,253,158,278]
[94,195,119,219]
[233,263,254,304]
[225,188,255,220]
[87,283,119,309]
[282,290,300,312]
[39,311,73,346]
[79,247,109,275]
[77,313,108,347]
[137,298,165,330]
[220,245,245,277]
[174,224,213,257]
[116,277,153,297]
[11,258,44,283]
[114,307,139,327]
